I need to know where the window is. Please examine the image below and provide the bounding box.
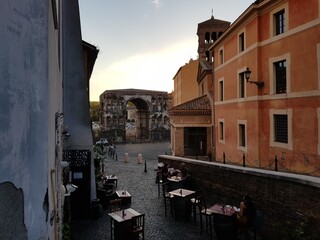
[270,109,292,149]
[219,49,224,65]
[239,32,245,52]
[274,10,285,35]
[274,60,286,94]
[201,83,204,96]
[274,114,288,143]
[211,32,217,42]
[238,124,246,147]
[239,72,245,98]
[218,119,225,143]
[219,122,224,140]
[218,80,224,101]
[205,51,209,62]
[205,32,210,43]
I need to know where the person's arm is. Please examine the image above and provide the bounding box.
[239,201,245,216]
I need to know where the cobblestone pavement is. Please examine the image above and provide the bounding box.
[71,142,217,240]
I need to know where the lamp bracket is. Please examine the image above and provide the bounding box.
[247,80,264,88]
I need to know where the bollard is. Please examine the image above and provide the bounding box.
[144,159,147,173]
[137,154,143,164]
[242,153,246,167]
[124,153,129,163]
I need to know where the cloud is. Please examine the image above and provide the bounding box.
[89,39,198,101]
[152,0,161,8]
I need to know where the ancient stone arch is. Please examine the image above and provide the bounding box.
[99,89,170,143]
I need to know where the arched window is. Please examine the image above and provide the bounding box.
[205,32,210,43]
[205,51,210,62]
[112,116,117,124]
[218,31,223,38]
[106,116,112,126]
[211,32,217,42]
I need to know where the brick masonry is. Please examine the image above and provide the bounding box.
[159,155,320,239]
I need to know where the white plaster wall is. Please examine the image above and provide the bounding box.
[0,0,63,239]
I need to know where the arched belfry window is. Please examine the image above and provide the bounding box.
[218,31,223,38]
[205,51,210,62]
[205,32,210,43]
[212,32,217,42]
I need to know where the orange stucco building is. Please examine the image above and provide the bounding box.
[213,0,320,176]
[172,59,199,107]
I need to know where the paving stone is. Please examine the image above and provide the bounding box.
[71,142,215,240]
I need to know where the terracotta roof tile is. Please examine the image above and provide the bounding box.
[169,95,211,115]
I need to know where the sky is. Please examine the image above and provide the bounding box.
[79,0,254,101]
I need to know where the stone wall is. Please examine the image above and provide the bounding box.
[158,155,320,239]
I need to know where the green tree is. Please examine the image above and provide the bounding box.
[90,101,100,122]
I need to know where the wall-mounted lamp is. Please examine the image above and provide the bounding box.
[244,67,264,88]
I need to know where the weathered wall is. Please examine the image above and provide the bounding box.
[159,155,320,239]
[0,182,27,239]
[63,0,96,201]
[0,1,53,239]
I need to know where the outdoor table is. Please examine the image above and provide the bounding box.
[209,203,238,216]
[169,188,195,221]
[116,190,132,209]
[209,204,238,239]
[108,208,141,240]
[167,176,185,190]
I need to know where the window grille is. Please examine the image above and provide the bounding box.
[274,114,288,143]
[239,124,246,147]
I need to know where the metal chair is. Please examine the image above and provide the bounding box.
[156,169,163,197]
[198,195,214,240]
[162,182,174,217]
[109,199,122,212]
[190,189,204,224]
[128,213,145,240]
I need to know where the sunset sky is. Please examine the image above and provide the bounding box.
[79,0,254,101]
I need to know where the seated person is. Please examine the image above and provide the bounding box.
[179,163,189,178]
[161,163,170,182]
[237,195,256,226]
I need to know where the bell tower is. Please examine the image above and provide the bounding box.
[197,12,230,63]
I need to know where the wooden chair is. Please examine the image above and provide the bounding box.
[162,182,174,217]
[109,199,122,212]
[128,213,145,240]
[190,189,204,224]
